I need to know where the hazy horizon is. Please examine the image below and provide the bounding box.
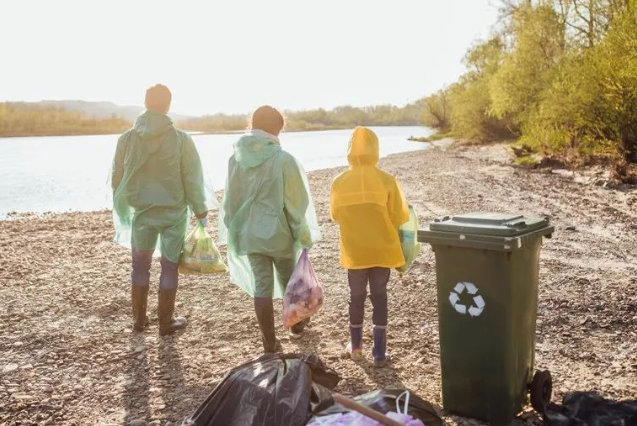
[0,0,500,116]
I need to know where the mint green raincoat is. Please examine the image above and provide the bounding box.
[111,110,214,263]
[219,130,321,298]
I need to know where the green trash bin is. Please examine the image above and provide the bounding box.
[418,212,554,426]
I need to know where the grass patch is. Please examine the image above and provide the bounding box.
[408,131,454,142]
[514,155,540,167]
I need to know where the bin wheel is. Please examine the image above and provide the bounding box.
[530,370,552,414]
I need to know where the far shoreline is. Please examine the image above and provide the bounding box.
[0,124,432,140]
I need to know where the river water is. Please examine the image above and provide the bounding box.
[0,126,432,217]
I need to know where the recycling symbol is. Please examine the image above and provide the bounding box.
[449,282,485,317]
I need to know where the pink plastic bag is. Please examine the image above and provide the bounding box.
[308,391,426,426]
[308,412,425,426]
[282,250,324,329]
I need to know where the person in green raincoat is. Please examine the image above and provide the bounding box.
[111,84,212,336]
[219,105,321,353]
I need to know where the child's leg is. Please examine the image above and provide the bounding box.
[369,267,390,326]
[369,267,390,364]
[249,254,278,352]
[347,269,369,353]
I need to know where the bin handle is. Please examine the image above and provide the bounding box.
[505,219,527,228]
[395,390,411,415]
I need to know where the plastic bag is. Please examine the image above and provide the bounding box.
[308,391,426,426]
[182,353,339,426]
[308,411,425,426]
[396,205,421,274]
[179,221,227,274]
[544,391,637,426]
[282,249,324,329]
[311,388,442,426]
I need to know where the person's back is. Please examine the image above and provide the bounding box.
[113,111,206,224]
[223,132,300,257]
[111,84,210,336]
[331,127,409,269]
[330,126,409,367]
[220,105,321,353]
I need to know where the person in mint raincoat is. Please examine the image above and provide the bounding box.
[111,84,213,336]
[219,105,321,353]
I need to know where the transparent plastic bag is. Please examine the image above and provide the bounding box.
[179,221,228,275]
[309,389,438,426]
[396,205,421,274]
[282,250,324,329]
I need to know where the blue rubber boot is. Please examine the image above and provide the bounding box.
[372,326,390,367]
[346,325,364,360]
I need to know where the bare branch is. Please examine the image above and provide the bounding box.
[565,19,591,37]
[572,0,592,24]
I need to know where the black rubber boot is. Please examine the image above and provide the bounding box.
[158,288,187,336]
[254,297,280,353]
[131,285,150,332]
[290,317,310,335]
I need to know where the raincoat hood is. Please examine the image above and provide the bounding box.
[331,126,409,269]
[235,130,282,169]
[347,127,379,166]
[111,114,214,263]
[220,130,322,299]
[134,109,174,140]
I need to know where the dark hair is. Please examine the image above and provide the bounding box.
[250,105,285,136]
[145,84,172,113]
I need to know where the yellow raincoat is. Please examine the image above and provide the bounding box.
[330,127,410,269]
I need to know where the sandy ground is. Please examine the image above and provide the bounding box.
[1,142,636,426]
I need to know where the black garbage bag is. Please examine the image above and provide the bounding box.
[544,391,637,426]
[183,353,339,426]
[311,388,443,426]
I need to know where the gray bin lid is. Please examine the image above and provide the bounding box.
[429,212,549,237]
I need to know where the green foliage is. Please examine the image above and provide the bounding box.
[420,90,451,130]
[514,154,541,167]
[489,4,564,125]
[408,131,454,142]
[441,0,637,173]
[445,37,517,141]
[0,103,131,137]
[523,10,637,164]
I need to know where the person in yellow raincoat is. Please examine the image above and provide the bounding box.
[219,105,321,353]
[111,84,213,336]
[330,126,409,366]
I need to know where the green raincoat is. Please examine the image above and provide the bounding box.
[219,130,321,298]
[111,110,213,263]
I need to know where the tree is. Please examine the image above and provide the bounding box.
[421,89,450,130]
[489,4,564,126]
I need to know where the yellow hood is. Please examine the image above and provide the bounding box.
[330,126,410,269]
[347,127,379,166]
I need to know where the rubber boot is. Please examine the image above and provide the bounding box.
[158,288,187,336]
[290,317,310,338]
[346,324,364,361]
[372,326,390,367]
[131,285,150,332]
[254,298,280,353]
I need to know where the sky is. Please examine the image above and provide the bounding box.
[0,0,500,116]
